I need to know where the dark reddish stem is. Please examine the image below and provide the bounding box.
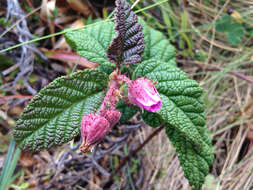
[25,0,35,9]
[98,72,132,114]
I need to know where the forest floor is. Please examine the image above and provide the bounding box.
[0,0,253,190]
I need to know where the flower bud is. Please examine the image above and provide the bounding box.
[101,108,121,128]
[128,77,162,112]
[80,113,110,154]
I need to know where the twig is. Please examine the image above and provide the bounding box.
[0,5,41,39]
[177,59,253,84]
[25,0,35,9]
[108,124,165,180]
[202,64,253,84]
[2,63,20,76]
[0,95,34,99]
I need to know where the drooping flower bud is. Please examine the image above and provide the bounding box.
[128,77,162,112]
[80,113,110,154]
[101,108,121,128]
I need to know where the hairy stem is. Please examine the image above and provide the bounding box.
[98,80,119,114]
[117,74,131,84]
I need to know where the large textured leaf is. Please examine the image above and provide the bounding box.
[106,0,144,65]
[13,69,108,151]
[139,18,176,67]
[65,21,116,74]
[133,59,213,190]
[166,124,210,190]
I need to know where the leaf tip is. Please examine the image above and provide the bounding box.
[106,0,145,65]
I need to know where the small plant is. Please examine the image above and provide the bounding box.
[13,0,214,189]
[216,14,245,46]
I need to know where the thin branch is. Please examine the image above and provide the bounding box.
[203,65,253,84]
[178,59,253,84]
[108,124,165,180]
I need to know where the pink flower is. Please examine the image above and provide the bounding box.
[100,108,121,128]
[80,113,110,154]
[128,77,162,112]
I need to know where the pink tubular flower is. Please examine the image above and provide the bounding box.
[80,113,110,154]
[101,108,121,128]
[128,77,162,112]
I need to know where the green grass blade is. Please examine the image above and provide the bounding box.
[0,138,20,190]
[0,138,16,183]
[5,148,21,187]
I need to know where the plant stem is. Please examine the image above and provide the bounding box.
[98,79,119,114]
[117,74,131,84]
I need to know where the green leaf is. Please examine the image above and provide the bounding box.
[216,14,245,45]
[65,22,116,74]
[133,59,213,190]
[166,124,210,190]
[13,69,108,151]
[216,15,231,33]
[139,18,176,67]
[141,111,163,128]
[226,22,244,46]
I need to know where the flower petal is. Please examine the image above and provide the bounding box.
[128,77,162,112]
